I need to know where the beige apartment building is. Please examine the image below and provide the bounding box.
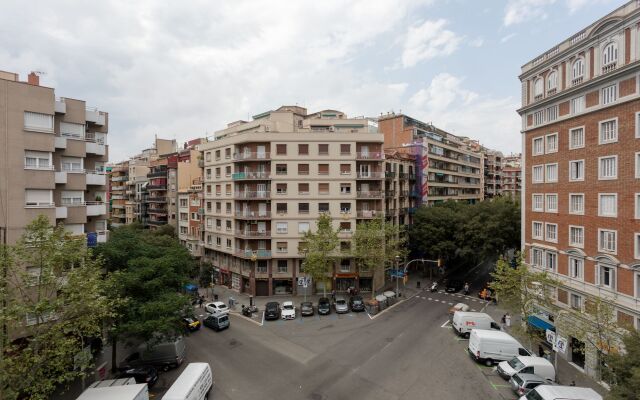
[483,148,504,198]
[199,106,385,296]
[501,154,522,198]
[383,149,418,226]
[0,71,109,245]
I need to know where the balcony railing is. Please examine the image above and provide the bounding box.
[234,191,270,199]
[147,170,167,178]
[232,172,271,180]
[146,184,166,190]
[233,152,270,161]
[356,210,381,218]
[602,63,617,74]
[237,230,271,238]
[235,249,272,258]
[356,152,383,160]
[146,197,167,203]
[235,211,271,219]
[356,191,383,198]
[356,172,383,179]
[571,76,583,87]
[385,172,396,179]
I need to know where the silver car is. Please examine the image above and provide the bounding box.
[334,295,349,313]
[509,373,551,397]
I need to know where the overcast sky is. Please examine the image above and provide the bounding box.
[0,0,622,161]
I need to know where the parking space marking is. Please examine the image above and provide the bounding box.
[448,302,454,305]
[440,320,451,328]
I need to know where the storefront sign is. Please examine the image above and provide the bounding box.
[556,336,568,354]
[546,329,556,346]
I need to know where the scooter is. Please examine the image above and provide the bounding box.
[430,281,438,292]
[463,284,470,295]
[241,305,252,317]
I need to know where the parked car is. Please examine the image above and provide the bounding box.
[317,297,331,315]
[119,336,186,371]
[116,366,159,388]
[334,295,349,313]
[281,301,296,320]
[446,280,464,293]
[182,316,201,332]
[203,314,229,331]
[265,301,281,320]
[498,356,556,381]
[349,295,365,312]
[205,301,229,316]
[448,302,470,316]
[452,311,500,338]
[300,302,314,316]
[162,362,213,400]
[468,329,531,366]
[518,385,602,400]
[509,373,552,397]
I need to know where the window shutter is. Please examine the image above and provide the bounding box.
[25,189,52,206]
[24,112,53,132]
[60,122,85,138]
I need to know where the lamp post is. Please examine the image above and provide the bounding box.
[395,255,400,297]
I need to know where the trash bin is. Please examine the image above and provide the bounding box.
[214,294,219,301]
[366,299,379,315]
[376,294,388,310]
[383,291,396,305]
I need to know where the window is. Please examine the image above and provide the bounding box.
[205,152,211,162]
[532,194,544,211]
[598,156,617,180]
[277,242,288,253]
[572,58,584,81]
[318,164,329,175]
[276,222,288,234]
[546,252,557,271]
[340,202,351,213]
[340,144,350,155]
[298,222,310,233]
[276,183,287,194]
[298,144,309,155]
[25,189,52,207]
[276,164,287,175]
[570,96,585,114]
[546,105,558,122]
[226,239,232,249]
[298,203,309,214]
[534,78,543,98]
[216,236,221,246]
[24,111,54,132]
[340,183,351,194]
[636,112,640,138]
[547,70,557,91]
[531,248,544,267]
[602,42,618,68]
[569,127,584,149]
[569,257,584,280]
[340,259,351,272]
[545,194,558,212]
[256,261,268,273]
[225,148,231,159]
[533,110,545,126]
[339,222,351,232]
[597,264,616,289]
[340,164,351,175]
[636,193,640,219]
[532,165,544,183]
[637,152,640,178]
[298,183,309,195]
[277,260,288,273]
[532,137,544,155]
[318,203,329,213]
[225,184,231,195]
[569,194,584,215]
[298,164,309,175]
[570,293,582,310]
[599,119,618,144]
[276,144,287,155]
[545,223,557,242]
[276,203,287,214]
[635,233,640,259]
[226,220,232,231]
[215,185,221,195]
[545,133,558,153]
[318,183,329,195]
[545,163,558,182]
[215,150,220,160]
[569,160,584,181]
[532,222,543,240]
[340,241,351,252]
[569,226,584,247]
[601,84,617,105]
[24,151,51,169]
[599,229,617,253]
[61,191,83,206]
[61,157,83,172]
[206,168,212,180]
[318,144,329,155]
[598,194,617,217]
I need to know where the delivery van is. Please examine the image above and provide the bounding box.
[121,336,186,371]
[77,382,148,400]
[497,356,555,381]
[452,311,500,338]
[468,329,531,366]
[162,362,213,400]
[518,384,602,400]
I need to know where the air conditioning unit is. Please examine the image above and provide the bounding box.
[329,126,335,132]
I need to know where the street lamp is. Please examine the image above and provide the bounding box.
[395,255,401,297]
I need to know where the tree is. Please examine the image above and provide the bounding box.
[607,328,640,399]
[0,216,114,400]
[301,214,339,297]
[95,224,195,371]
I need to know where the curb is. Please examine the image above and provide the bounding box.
[229,312,264,326]
[368,290,421,320]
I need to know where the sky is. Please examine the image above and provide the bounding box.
[0,0,624,162]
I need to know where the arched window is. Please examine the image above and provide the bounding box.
[547,70,558,91]
[602,42,618,71]
[534,78,543,97]
[572,58,585,79]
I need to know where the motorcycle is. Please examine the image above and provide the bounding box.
[430,281,438,292]
[241,305,252,317]
[463,284,470,295]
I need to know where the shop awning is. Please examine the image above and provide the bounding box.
[527,315,555,331]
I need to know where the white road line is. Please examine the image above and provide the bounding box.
[471,309,476,312]
[440,320,451,328]
[448,302,453,305]
[428,297,432,301]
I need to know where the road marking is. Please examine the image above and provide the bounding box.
[427,297,432,301]
[471,309,477,312]
[448,302,453,305]
[440,320,451,328]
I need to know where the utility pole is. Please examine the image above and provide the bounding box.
[1,226,8,360]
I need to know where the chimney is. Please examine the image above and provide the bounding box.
[27,72,39,86]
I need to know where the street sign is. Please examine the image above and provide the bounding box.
[556,336,568,354]
[546,329,556,347]
[297,277,311,287]
[389,269,405,278]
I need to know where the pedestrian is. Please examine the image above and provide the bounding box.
[331,289,336,301]
[569,380,576,387]
[505,313,511,328]
[538,344,544,357]
[501,314,506,324]
[347,287,352,296]
[198,295,204,308]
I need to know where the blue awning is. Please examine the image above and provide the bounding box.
[184,284,198,292]
[527,315,555,331]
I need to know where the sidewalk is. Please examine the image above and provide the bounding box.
[481,302,608,396]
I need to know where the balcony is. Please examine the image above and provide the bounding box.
[86,142,106,156]
[86,202,107,216]
[356,152,383,160]
[55,171,67,184]
[237,230,271,239]
[111,204,125,209]
[602,63,617,74]
[96,230,109,243]
[234,191,270,199]
[385,172,396,179]
[111,176,128,182]
[385,190,395,198]
[86,172,106,186]
[571,76,583,87]
[232,172,271,180]
[55,98,66,113]
[356,210,381,218]
[147,170,168,178]
[148,219,168,226]
[356,191,383,199]
[235,249,272,259]
[146,196,167,203]
[55,206,67,219]
[54,135,67,149]
[235,211,271,219]
[146,185,166,191]
[356,172,383,179]
[85,108,106,125]
[233,152,270,161]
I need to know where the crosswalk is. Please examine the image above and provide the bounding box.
[414,290,489,313]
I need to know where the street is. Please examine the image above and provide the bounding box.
[152,288,517,400]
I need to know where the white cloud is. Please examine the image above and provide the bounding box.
[407,73,520,153]
[503,0,556,26]
[500,33,518,43]
[401,19,463,68]
[469,37,485,48]
[566,0,617,14]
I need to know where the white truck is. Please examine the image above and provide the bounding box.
[76,378,149,400]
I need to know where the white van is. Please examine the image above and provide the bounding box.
[468,329,531,366]
[519,384,602,400]
[162,362,213,400]
[452,311,500,337]
[497,356,555,381]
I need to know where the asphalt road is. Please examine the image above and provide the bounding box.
[151,288,517,400]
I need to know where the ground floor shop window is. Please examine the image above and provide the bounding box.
[336,278,355,292]
[273,279,292,295]
[231,273,240,290]
[570,337,586,369]
[359,278,372,292]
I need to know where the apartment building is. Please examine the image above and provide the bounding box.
[483,149,503,198]
[177,177,204,258]
[378,113,484,205]
[383,149,418,226]
[0,70,109,245]
[199,106,384,296]
[502,154,522,198]
[109,161,128,227]
[518,0,640,378]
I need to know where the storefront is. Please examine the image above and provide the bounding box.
[316,279,332,294]
[335,274,357,292]
[241,276,251,293]
[217,267,231,287]
[359,278,372,293]
[273,279,293,295]
[231,273,241,291]
[255,279,269,296]
[570,337,586,369]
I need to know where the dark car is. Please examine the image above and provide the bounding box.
[117,366,159,388]
[446,280,464,293]
[203,314,229,331]
[182,317,201,332]
[317,297,331,315]
[349,295,365,312]
[300,301,314,316]
[265,301,281,320]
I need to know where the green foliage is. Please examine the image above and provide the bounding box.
[409,197,520,267]
[607,329,640,400]
[301,214,339,296]
[0,216,115,400]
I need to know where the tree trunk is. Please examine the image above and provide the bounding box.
[111,337,118,373]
